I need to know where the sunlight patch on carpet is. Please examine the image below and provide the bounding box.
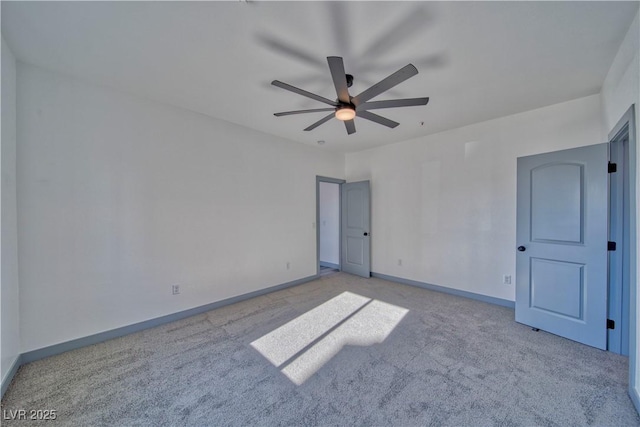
[251,292,408,385]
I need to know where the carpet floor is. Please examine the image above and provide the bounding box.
[1,273,638,426]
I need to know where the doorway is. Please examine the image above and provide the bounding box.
[316,177,345,276]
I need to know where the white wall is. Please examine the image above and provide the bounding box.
[346,94,603,302]
[601,12,639,141]
[16,63,344,352]
[1,37,21,382]
[600,9,640,405]
[319,181,339,266]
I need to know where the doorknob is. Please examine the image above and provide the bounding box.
[364,232,369,236]
[517,246,526,252]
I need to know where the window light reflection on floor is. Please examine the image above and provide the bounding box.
[250,291,409,385]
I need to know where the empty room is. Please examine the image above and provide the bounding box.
[1,1,640,425]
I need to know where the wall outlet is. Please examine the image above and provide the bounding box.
[286,262,291,270]
[398,259,403,266]
[172,284,180,295]
[503,275,512,285]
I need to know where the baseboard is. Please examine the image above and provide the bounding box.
[6,274,318,397]
[1,354,23,398]
[319,261,339,269]
[630,385,640,416]
[371,272,515,309]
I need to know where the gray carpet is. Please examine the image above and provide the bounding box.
[320,266,339,277]
[2,273,638,426]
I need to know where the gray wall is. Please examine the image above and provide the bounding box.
[1,37,20,383]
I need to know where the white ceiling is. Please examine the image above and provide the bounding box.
[2,1,638,153]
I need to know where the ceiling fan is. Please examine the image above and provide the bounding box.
[272,56,429,135]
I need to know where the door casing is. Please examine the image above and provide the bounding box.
[606,105,637,412]
[316,176,345,276]
[609,129,631,355]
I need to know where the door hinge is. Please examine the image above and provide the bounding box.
[607,319,615,330]
[608,241,617,251]
[608,162,617,173]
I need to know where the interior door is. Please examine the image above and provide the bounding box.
[516,143,608,349]
[341,181,370,278]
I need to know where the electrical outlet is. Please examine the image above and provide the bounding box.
[172,284,180,295]
[398,259,402,266]
[503,275,512,285]
[286,262,291,270]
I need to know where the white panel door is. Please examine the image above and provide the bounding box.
[516,143,608,349]
[341,181,370,278]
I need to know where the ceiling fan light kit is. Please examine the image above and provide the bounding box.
[272,56,429,136]
[335,107,356,121]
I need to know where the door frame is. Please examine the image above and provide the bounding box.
[316,176,345,276]
[607,105,638,410]
[608,115,631,355]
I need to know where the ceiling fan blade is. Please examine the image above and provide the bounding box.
[327,56,351,104]
[344,119,356,135]
[357,97,429,111]
[351,64,418,106]
[304,113,335,131]
[257,33,325,68]
[272,80,338,107]
[360,53,447,73]
[357,110,399,129]
[328,2,352,58]
[274,108,336,117]
[360,7,431,60]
